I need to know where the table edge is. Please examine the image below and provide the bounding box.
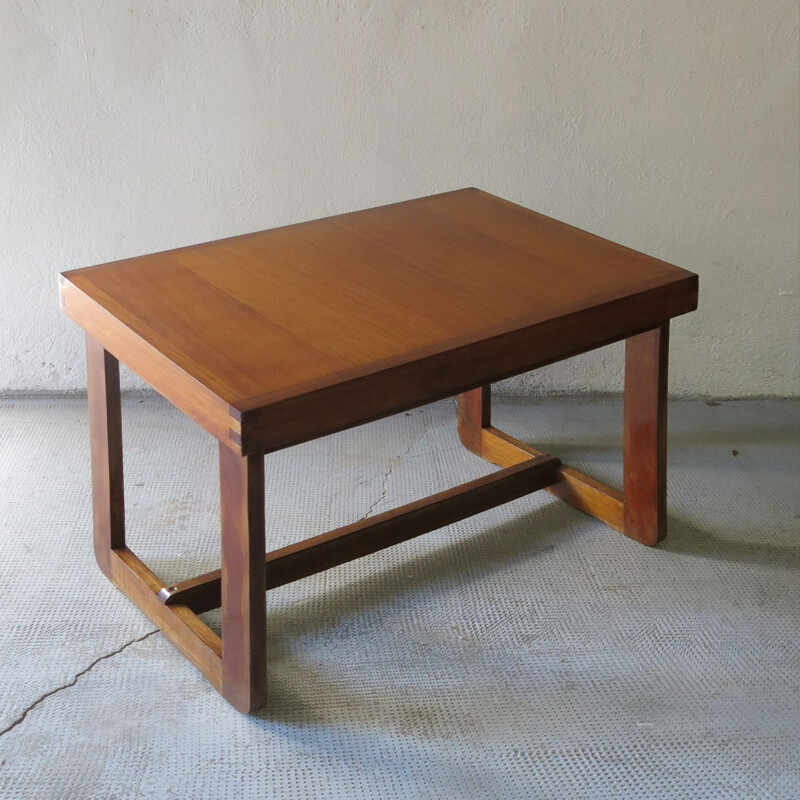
[234,273,698,454]
[59,275,242,449]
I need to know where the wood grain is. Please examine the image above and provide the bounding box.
[160,454,560,614]
[61,189,698,453]
[65,190,696,712]
[85,334,222,689]
[623,323,669,545]
[86,335,126,575]
[109,547,222,689]
[457,385,491,454]
[456,387,625,533]
[219,446,267,713]
[235,276,696,453]
[64,279,239,448]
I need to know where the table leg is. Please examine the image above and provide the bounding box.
[457,384,491,456]
[86,334,125,576]
[623,323,669,545]
[220,445,267,712]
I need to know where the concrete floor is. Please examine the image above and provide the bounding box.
[0,395,797,799]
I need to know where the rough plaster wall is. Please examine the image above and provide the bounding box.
[1,0,798,396]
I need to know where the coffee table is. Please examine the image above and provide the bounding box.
[59,188,698,712]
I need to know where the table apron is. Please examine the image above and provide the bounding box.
[235,277,696,454]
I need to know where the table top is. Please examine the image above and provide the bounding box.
[60,188,697,452]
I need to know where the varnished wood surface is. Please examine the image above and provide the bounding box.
[479,428,625,534]
[86,335,126,575]
[65,281,237,448]
[159,454,560,614]
[623,324,669,544]
[86,338,222,689]
[457,384,491,454]
[71,193,694,713]
[61,189,698,453]
[457,389,625,533]
[110,547,222,689]
[219,447,267,713]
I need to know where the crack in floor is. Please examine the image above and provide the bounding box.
[0,630,158,738]
[0,405,450,739]
[362,418,436,520]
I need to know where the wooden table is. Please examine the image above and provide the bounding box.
[59,188,698,712]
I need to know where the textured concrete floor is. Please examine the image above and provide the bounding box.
[0,395,798,799]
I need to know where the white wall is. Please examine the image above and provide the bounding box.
[1,1,798,397]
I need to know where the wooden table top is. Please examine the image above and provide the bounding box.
[61,188,698,452]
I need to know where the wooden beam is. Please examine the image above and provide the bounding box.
[219,446,267,713]
[457,387,624,533]
[623,323,669,545]
[477,427,624,534]
[108,547,222,690]
[159,454,560,613]
[86,335,125,576]
[457,385,491,453]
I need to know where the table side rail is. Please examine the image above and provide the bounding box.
[236,275,697,453]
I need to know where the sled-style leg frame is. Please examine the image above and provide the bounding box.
[86,335,569,713]
[456,324,670,546]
